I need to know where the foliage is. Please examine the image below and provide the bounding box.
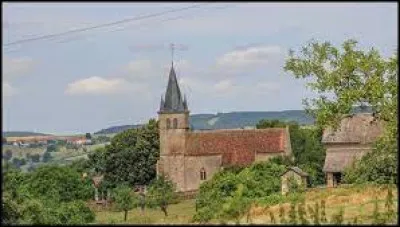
[113,184,137,221]
[85,133,92,140]
[287,175,305,194]
[46,144,58,153]
[87,147,107,174]
[30,154,40,163]
[219,184,251,223]
[2,192,21,225]
[285,39,398,184]
[42,151,52,163]
[89,119,159,187]
[3,149,13,161]
[193,161,286,222]
[256,119,326,186]
[21,165,93,203]
[147,175,177,217]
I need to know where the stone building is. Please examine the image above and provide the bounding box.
[156,63,293,193]
[322,113,384,187]
[280,166,308,195]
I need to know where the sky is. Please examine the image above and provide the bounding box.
[2,2,398,134]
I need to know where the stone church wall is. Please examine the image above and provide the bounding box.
[184,155,222,191]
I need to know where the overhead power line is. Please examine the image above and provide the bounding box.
[3,3,211,47]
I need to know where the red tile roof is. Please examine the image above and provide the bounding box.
[186,128,287,167]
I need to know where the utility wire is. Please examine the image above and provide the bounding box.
[3,3,211,47]
[3,4,235,54]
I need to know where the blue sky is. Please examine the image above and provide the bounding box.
[2,2,397,134]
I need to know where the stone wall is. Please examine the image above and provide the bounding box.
[184,155,222,191]
[281,170,306,195]
[158,155,186,192]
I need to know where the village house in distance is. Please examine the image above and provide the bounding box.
[322,113,384,187]
[156,62,293,193]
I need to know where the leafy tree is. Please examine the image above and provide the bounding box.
[3,149,13,161]
[30,154,40,163]
[113,184,137,222]
[257,120,326,186]
[22,165,92,202]
[2,192,21,225]
[56,200,95,224]
[92,119,159,187]
[42,151,52,163]
[284,39,398,184]
[85,133,92,140]
[220,184,251,223]
[147,175,177,217]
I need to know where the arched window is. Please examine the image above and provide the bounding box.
[166,119,171,129]
[200,168,206,180]
[173,118,178,129]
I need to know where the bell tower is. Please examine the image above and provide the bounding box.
[156,60,189,191]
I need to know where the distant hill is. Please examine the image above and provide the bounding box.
[94,106,373,135]
[2,131,52,138]
[94,110,314,135]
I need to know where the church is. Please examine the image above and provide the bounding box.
[156,63,293,193]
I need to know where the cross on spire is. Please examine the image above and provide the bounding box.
[170,43,175,66]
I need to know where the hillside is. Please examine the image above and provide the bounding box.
[2,131,52,137]
[94,106,372,135]
[92,184,397,224]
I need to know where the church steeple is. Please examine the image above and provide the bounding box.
[159,63,187,113]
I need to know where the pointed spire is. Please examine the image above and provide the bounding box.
[161,64,185,113]
[159,95,165,112]
[183,94,188,110]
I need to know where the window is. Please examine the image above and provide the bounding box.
[200,168,206,180]
[173,118,178,129]
[166,119,171,129]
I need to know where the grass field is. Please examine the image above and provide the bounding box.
[92,184,397,224]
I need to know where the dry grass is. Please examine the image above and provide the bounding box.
[93,199,196,224]
[250,184,398,224]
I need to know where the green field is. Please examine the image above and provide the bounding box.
[91,184,397,224]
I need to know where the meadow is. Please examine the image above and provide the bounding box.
[91,184,397,224]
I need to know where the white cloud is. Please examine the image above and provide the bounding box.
[3,56,36,80]
[3,83,17,97]
[255,82,281,93]
[215,45,283,74]
[124,59,153,80]
[65,76,131,95]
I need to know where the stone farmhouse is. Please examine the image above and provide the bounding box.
[322,113,384,187]
[156,63,293,193]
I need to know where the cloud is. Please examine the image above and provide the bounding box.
[213,79,237,94]
[65,76,131,95]
[215,45,283,74]
[255,82,281,93]
[3,56,36,80]
[123,59,153,80]
[3,83,17,97]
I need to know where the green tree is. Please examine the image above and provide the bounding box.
[220,184,251,224]
[147,175,176,217]
[22,165,92,202]
[85,133,92,140]
[94,119,159,187]
[3,149,13,161]
[2,192,21,225]
[113,184,137,222]
[284,39,398,184]
[42,152,52,163]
